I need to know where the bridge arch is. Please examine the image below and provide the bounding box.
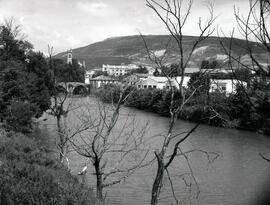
[73,85,88,95]
[57,82,89,95]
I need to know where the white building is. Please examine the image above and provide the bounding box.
[136,76,190,90]
[102,64,138,76]
[123,74,148,86]
[137,77,166,89]
[88,75,117,88]
[84,70,95,84]
[209,79,247,94]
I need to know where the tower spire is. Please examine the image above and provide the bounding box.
[67,49,72,64]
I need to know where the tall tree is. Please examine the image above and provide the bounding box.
[144,0,217,204]
[0,19,52,132]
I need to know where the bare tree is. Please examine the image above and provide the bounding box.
[144,0,217,204]
[67,89,151,201]
[46,45,77,164]
[219,0,270,77]
[4,17,25,40]
[218,0,270,158]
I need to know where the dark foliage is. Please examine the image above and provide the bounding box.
[97,79,270,133]
[96,84,121,103]
[200,60,220,69]
[187,72,210,96]
[130,65,148,74]
[0,130,96,205]
[53,59,85,83]
[0,22,85,133]
[92,70,108,78]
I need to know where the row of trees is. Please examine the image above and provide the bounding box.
[97,75,270,133]
[200,60,220,70]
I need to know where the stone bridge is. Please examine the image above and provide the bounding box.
[57,82,89,94]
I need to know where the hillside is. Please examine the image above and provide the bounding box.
[55,35,266,69]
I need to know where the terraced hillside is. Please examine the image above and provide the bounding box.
[55,35,266,69]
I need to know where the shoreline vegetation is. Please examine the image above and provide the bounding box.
[0,20,97,204]
[94,84,270,135]
[0,128,97,204]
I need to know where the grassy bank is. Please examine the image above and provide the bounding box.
[0,128,97,205]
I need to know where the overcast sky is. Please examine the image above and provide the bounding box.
[0,0,250,54]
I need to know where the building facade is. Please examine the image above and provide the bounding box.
[102,64,138,76]
[136,76,190,90]
[88,75,117,88]
[209,79,247,94]
[123,74,148,86]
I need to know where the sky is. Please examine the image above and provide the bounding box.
[0,0,250,54]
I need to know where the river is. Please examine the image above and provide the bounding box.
[37,96,270,205]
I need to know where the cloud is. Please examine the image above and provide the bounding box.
[0,0,251,54]
[77,1,109,16]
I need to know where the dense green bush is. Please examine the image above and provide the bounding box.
[0,130,96,205]
[4,101,37,133]
[96,84,121,103]
[228,82,270,133]
[97,80,270,133]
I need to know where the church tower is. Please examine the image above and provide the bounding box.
[67,49,72,64]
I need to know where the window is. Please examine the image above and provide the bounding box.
[144,85,147,89]
[138,85,141,88]
[148,85,152,88]
[153,85,157,88]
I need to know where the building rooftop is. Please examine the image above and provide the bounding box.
[185,67,200,74]
[148,76,168,83]
[92,75,116,81]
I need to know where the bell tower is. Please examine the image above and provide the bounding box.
[67,49,72,64]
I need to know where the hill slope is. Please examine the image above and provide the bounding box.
[55,35,266,69]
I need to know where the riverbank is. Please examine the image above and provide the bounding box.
[0,128,97,204]
[94,85,270,135]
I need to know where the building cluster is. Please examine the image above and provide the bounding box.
[66,49,247,95]
[84,64,245,94]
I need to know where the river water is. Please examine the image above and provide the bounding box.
[37,96,270,205]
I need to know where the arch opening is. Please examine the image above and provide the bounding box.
[73,85,88,95]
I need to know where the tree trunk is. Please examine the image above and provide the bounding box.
[57,115,64,162]
[151,153,165,205]
[94,158,103,201]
